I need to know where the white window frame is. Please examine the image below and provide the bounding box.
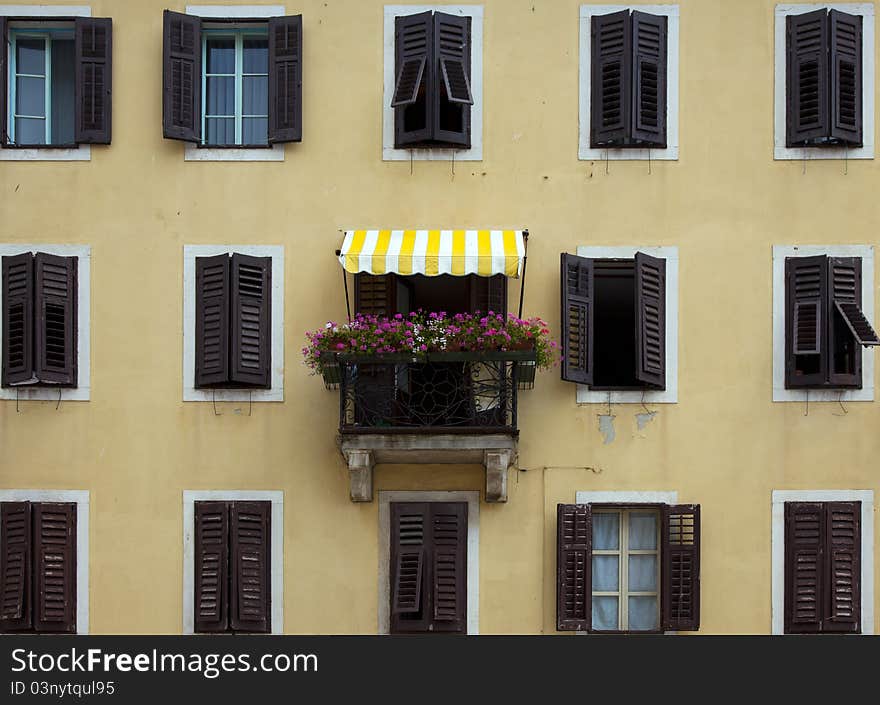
[774,3,875,161]
[772,244,874,402]
[575,245,678,404]
[183,245,284,402]
[378,490,479,634]
[578,4,680,161]
[0,244,90,402]
[771,489,874,635]
[0,489,89,634]
[382,5,484,162]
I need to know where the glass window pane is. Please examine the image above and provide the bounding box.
[14,117,45,144]
[628,596,659,631]
[16,39,45,75]
[16,76,45,116]
[591,597,618,631]
[243,38,268,73]
[591,555,618,592]
[628,555,657,592]
[206,38,235,74]
[205,117,235,146]
[629,512,657,550]
[206,76,234,116]
[51,39,75,145]
[593,513,619,550]
[242,117,268,146]
[243,75,268,115]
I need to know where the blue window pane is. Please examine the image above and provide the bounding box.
[15,117,45,144]
[628,596,658,631]
[243,39,268,73]
[242,76,268,115]
[16,39,45,75]
[591,555,619,592]
[205,117,235,146]
[628,555,657,592]
[593,513,619,550]
[51,39,76,145]
[592,597,618,631]
[206,38,235,74]
[242,117,268,145]
[206,76,234,116]
[628,513,657,550]
[16,76,45,116]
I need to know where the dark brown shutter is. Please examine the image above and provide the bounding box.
[661,504,700,631]
[824,502,860,633]
[431,503,466,632]
[634,252,665,389]
[74,17,112,144]
[829,257,878,348]
[392,56,426,107]
[469,274,507,316]
[2,254,35,387]
[394,11,433,147]
[785,255,828,388]
[0,502,32,631]
[560,254,593,385]
[557,503,591,631]
[433,12,471,147]
[194,255,230,388]
[230,501,271,633]
[828,257,863,387]
[33,503,76,633]
[786,9,830,147]
[590,10,631,147]
[268,15,302,144]
[34,253,77,387]
[193,501,229,633]
[390,502,428,631]
[163,10,201,142]
[631,12,667,147]
[784,502,824,634]
[829,10,862,146]
[0,18,7,146]
[230,254,271,388]
[440,57,473,104]
[355,274,397,317]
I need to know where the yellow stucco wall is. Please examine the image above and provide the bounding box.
[0,0,878,634]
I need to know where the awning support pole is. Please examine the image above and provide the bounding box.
[518,230,529,319]
[343,267,352,322]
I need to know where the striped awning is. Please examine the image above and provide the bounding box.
[339,230,526,278]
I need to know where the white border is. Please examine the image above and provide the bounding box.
[182,490,284,635]
[0,5,91,161]
[0,489,89,634]
[0,244,90,401]
[383,5,483,161]
[184,5,285,162]
[772,244,874,401]
[578,5,680,161]
[378,490,479,634]
[774,4,875,160]
[183,245,284,402]
[575,245,678,404]
[771,489,874,634]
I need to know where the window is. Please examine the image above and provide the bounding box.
[355,272,507,318]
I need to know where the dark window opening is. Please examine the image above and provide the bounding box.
[832,307,857,376]
[593,260,639,389]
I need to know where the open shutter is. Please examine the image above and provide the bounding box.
[0,502,32,631]
[195,255,230,387]
[394,11,433,147]
[634,252,665,389]
[661,504,700,631]
[557,503,591,631]
[0,18,7,146]
[828,257,864,387]
[824,502,861,633]
[33,503,76,633]
[193,501,229,633]
[560,254,594,385]
[784,502,824,634]
[786,9,830,147]
[432,12,471,147]
[590,10,631,147]
[268,15,302,144]
[2,254,35,387]
[469,274,507,316]
[631,12,667,147]
[34,253,77,386]
[355,274,397,317]
[230,254,271,388]
[785,255,828,388]
[390,503,428,631]
[230,502,271,633]
[163,10,201,142]
[431,503,466,632]
[829,10,862,146]
[74,17,112,144]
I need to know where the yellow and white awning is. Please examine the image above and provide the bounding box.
[339,230,526,278]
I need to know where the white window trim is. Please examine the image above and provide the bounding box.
[378,490,479,634]
[0,489,89,634]
[383,5,484,162]
[575,245,678,404]
[184,5,285,162]
[182,489,284,635]
[183,245,284,402]
[0,244,90,401]
[771,489,874,635]
[0,5,90,161]
[772,244,874,401]
[774,3,875,160]
[578,4,680,161]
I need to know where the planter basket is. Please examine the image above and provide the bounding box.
[319,353,343,389]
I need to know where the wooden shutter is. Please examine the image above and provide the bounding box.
[74,17,112,144]
[2,254,35,387]
[631,12,667,147]
[390,503,428,630]
[0,18,7,146]
[785,255,828,388]
[230,254,271,388]
[784,502,825,633]
[786,10,830,147]
[33,503,76,633]
[193,501,229,633]
[433,12,471,147]
[230,502,271,633]
[34,253,77,386]
[828,257,863,387]
[829,10,862,146]
[163,10,201,142]
[661,504,700,631]
[469,274,507,316]
[634,252,665,389]
[268,15,302,144]
[560,254,593,385]
[591,10,631,147]
[824,502,861,633]
[431,503,466,632]
[0,502,32,631]
[394,11,433,147]
[355,274,397,317]
[557,503,591,631]
[392,56,426,107]
[194,255,230,388]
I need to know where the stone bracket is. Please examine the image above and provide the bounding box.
[347,449,375,502]
[483,450,511,503]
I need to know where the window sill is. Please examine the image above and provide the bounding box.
[184,143,284,161]
[774,144,875,161]
[0,144,90,161]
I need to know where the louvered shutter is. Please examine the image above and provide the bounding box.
[631,12,667,147]
[785,255,828,388]
[433,12,471,147]
[355,274,397,317]
[163,10,201,142]
[431,503,466,632]
[829,11,862,146]
[634,252,665,389]
[591,10,631,147]
[268,15,302,144]
[193,501,229,633]
[230,254,271,388]
[390,503,428,631]
[195,255,230,388]
[230,501,271,633]
[786,10,830,147]
[661,504,700,631]
[0,502,32,631]
[2,254,35,387]
[469,274,507,316]
[74,18,112,144]
[33,503,76,633]
[392,56,426,107]
[784,502,824,634]
[824,502,860,633]
[560,254,593,385]
[557,503,591,631]
[34,253,77,386]
[828,257,864,387]
[394,11,433,147]
[0,18,7,146]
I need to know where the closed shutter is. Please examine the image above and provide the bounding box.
[786,10,830,147]
[469,274,507,316]
[2,254,35,387]
[230,254,271,388]
[785,255,828,388]
[591,10,631,147]
[431,503,466,632]
[634,252,665,389]
[193,501,229,633]
[824,501,860,633]
[560,254,594,385]
[433,12,471,147]
[33,503,76,633]
[557,503,591,631]
[394,11,433,147]
[661,504,700,631]
[230,502,271,633]
[828,257,864,387]
[355,274,397,317]
[784,502,824,634]
[390,503,428,632]
[163,10,201,142]
[631,12,667,147]
[0,502,32,631]
[194,255,230,388]
[829,11,862,146]
[0,18,7,146]
[268,15,302,144]
[74,18,112,144]
[34,253,77,386]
